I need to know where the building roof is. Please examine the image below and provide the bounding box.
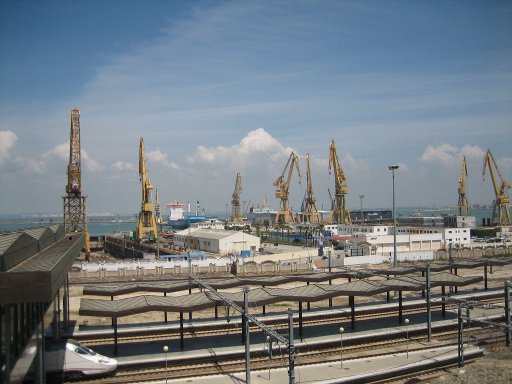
[175,228,259,241]
[0,227,85,304]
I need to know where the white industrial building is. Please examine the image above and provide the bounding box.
[333,223,470,254]
[173,228,261,255]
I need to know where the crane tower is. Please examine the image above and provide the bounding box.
[457,156,470,216]
[63,108,90,258]
[231,172,244,223]
[301,154,322,224]
[274,151,301,225]
[483,149,511,226]
[136,138,158,241]
[328,140,351,224]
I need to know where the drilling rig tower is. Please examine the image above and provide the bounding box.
[63,108,90,258]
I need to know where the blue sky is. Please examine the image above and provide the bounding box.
[1,0,511,216]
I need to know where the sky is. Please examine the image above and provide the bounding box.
[1,0,511,216]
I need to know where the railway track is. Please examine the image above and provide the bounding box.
[67,328,505,384]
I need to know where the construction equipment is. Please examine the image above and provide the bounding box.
[482,149,511,225]
[328,140,351,224]
[136,138,158,242]
[231,172,244,223]
[274,151,301,225]
[301,154,322,224]
[155,189,162,228]
[457,156,470,216]
[63,108,90,259]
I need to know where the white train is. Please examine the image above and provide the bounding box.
[45,339,117,379]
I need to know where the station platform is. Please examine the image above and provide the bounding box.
[159,345,483,384]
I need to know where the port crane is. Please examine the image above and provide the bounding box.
[301,154,322,224]
[136,138,158,242]
[63,108,90,259]
[457,156,470,216]
[274,151,301,225]
[231,172,244,223]
[328,140,351,224]
[482,149,511,226]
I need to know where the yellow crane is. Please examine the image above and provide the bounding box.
[301,154,322,224]
[231,172,244,223]
[329,140,351,224]
[155,189,163,228]
[136,138,158,242]
[274,151,301,224]
[482,149,511,226]
[457,156,470,216]
[63,108,90,259]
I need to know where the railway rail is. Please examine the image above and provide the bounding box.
[63,326,505,384]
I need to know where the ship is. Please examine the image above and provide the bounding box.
[166,201,206,230]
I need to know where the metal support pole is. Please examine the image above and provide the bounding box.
[457,306,464,367]
[63,273,69,328]
[454,267,458,293]
[180,312,184,350]
[389,165,398,268]
[426,264,432,342]
[442,286,446,318]
[505,281,511,347]
[114,317,118,356]
[421,270,425,298]
[484,264,488,291]
[164,292,167,323]
[349,296,355,329]
[288,309,295,384]
[244,286,251,384]
[398,290,403,324]
[299,302,303,339]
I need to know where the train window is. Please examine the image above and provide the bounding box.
[75,347,88,355]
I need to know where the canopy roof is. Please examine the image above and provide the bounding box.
[82,258,511,297]
[79,271,483,318]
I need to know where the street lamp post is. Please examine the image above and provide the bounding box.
[163,345,169,384]
[339,326,345,370]
[404,318,410,359]
[359,194,364,223]
[388,165,399,268]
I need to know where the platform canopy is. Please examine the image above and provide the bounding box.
[80,257,512,298]
[79,271,484,318]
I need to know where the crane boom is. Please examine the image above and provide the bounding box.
[457,156,470,216]
[482,149,511,225]
[302,154,322,224]
[274,151,301,224]
[63,108,90,258]
[231,172,244,223]
[328,140,351,224]
[136,138,158,242]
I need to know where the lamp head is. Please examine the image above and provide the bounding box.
[339,326,345,333]
[163,345,169,353]
[404,318,410,325]
[388,165,399,171]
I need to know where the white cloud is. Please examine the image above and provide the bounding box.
[82,150,105,172]
[14,155,45,174]
[0,130,18,165]
[44,142,69,161]
[420,143,487,169]
[187,128,294,169]
[112,161,136,172]
[147,149,180,171]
